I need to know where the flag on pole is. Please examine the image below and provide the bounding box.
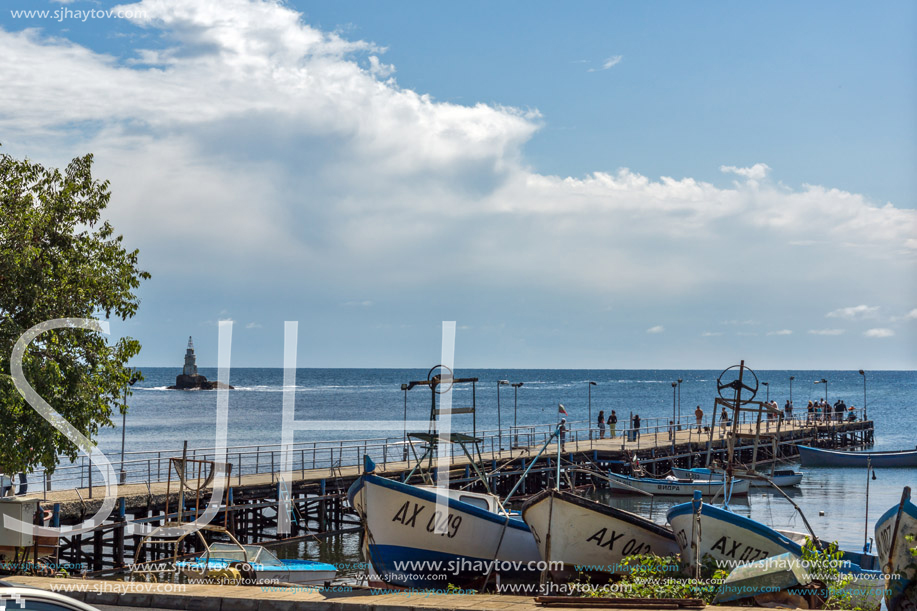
[558,403,567,416]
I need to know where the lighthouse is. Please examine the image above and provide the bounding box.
[182,336,198,376]
[168,336,233,390]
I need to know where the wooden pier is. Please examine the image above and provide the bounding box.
[2,417,873,577]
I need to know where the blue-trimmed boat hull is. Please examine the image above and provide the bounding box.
[876,488,917,611]
[798,445,917,468]
[347,474,539,590]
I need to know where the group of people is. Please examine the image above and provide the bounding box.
[806,398,856,423]
[595,410,618,439]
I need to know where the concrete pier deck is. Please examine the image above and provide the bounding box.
[10,576,748,611]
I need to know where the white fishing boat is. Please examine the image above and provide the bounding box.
[177,543,337,585]
[607,471,749,496]
[667,494,802,570]
[672,467,803,488]
[521,488,679,581]
[875,487,917,611]
[347,465,540,589]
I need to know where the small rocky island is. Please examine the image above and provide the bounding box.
[167,336,233,390]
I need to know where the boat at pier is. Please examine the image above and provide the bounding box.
[348,469,540,589]
[178,543,337,585]
[606,471,749,496]
[672,466,803,488]
[875,487,917,611]
[798,445,917,468]
[521,488,679,581]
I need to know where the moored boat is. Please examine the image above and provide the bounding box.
[177,543,336,585]
[607,471,749,496]
[520,488,679,581]
[672,467,803,488]
[347,471,540,589]
[875,487,917,611]
[798,445,917,468]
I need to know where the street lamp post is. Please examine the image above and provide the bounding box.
[676,379,683,428]
[120,374,140,484]
[588,381,597,439]
[671,382,677,440]
[762,381,769,402]
[497,380,509,450]
[401,384,409,459]
[512,382,524,446]
[789,376,795,405]
[858,370,866,420]
[815,378,828,404]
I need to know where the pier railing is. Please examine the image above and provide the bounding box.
[23,408,866,495]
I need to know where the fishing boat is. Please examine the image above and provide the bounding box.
[798,445,917,468]
[667,495,801,570]
[177,543,337,585]
[347,469,540,589]
[606,471,749,496]
[521,488,679,581]
[672,467,803,488]
[875,487,917,611]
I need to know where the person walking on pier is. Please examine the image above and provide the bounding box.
[695,405,703,432]
[597,410,606,439]
[632,414,641,440]
[609,410,618,438]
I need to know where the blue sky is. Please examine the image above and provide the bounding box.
[1,0,915,369]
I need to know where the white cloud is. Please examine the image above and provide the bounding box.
[0,0,913,333]
[647,325,665,334]
[245,322,262,329]
[863,328,894,338]
[906,308,917,320]
[767,329,793,336]
[701,331,723,337]
[343,300,374,307]
[720,163,771,181]
[588,55,622,72]
[826,305,879,320]
[808,329,845,336]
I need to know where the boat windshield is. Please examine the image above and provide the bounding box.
[208,543,278,564]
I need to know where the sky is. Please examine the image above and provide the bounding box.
[1,0,915,370]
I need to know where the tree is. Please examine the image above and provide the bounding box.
[0,150,150,475]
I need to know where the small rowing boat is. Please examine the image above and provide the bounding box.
[521,488,679,581]
[607,471,749,496]
[178,543,337,585]
[672,467,803,488]
[798,445,917,468]
[875,487,917,611]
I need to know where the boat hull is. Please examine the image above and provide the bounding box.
[875,488,917,611]
[347,474,540,589]
[672,467,802,488]
[798,445,917,468]
[607,472,749,496]
[521,489,679,581]
[667,501,802,571]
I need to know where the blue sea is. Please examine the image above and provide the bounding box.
[86,368,914,554]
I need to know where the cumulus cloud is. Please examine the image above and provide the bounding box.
[647,325,665,334]
[808,329,845,336]
[863,328,894,338]
[826,305,879,320]
[906,309,917,320]
[0,0,914,342]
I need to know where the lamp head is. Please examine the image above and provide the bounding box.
[498,380,510,385]
[589,381,597,386]
[512,382,524,388]
[671,382,677,388]
[790,376,795,381]
[858,370,865,376]
[677,378,683,383]
[401,384,409,391]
